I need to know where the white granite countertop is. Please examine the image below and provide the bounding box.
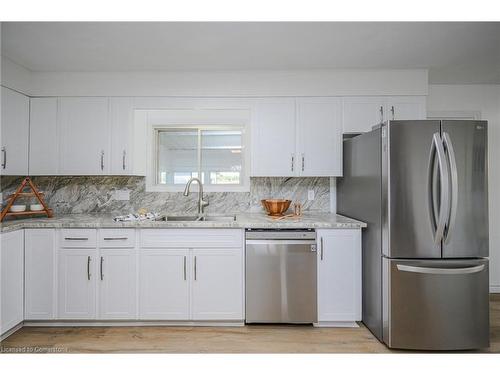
[0,212,366,233]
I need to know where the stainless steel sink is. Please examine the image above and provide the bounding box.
[201,215,237,222]
[157,215,236,222]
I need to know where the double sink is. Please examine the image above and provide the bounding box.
[156,214,237,222]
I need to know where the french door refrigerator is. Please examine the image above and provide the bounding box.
[338,120,489,350]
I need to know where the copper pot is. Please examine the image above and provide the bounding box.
[261,199,292,216]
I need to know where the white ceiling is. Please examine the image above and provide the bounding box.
[2,22,500,84]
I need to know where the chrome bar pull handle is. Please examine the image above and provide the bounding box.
[100,150,105,171]
[100,256,104,281]
[1,147,6,169]
[380,106,384,123]
[183,256,187,281]
[391,106,395,120]
[442,132,458,243]
[320,237,324,261]
[194,256,197,281]
[103,237,128,241]
[122,150,126,170]
[87,256,91,280]
[397,264,485,275]
[301,154,305,172]
[65,237,89,241]
[432,133,450,245]
[291,154,295,172]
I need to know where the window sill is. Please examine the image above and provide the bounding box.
[145,184,250,193]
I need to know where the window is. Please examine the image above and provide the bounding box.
[153,126,247,191]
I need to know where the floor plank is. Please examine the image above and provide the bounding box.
[1,295,499,353]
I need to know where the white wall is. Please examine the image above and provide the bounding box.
[29,69,428,97]
[427,84,500,292]
[0,56,32,95]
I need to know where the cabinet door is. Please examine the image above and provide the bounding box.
[110,97,134,175]
[0,87,29,175]
[99,249,137,319]
[251,99,297,176]
[29,98,59,175]
[297,97,342,176]
[0,230,24,335]
[191,248,243,320]
[57,249,97,319]
[317,229,361,323]
[386,96,427,121]
[342,97,385,134]
[25,229,56,320]
[139,249,189,320]
[58,97,110,175]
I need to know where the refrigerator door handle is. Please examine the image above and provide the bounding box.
[397,264,485,275]
[430,133,450,245]
[428,138,439,237]
[442,132,458,244]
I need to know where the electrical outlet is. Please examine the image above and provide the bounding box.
[112,189,130,201]
[307,190,315,201]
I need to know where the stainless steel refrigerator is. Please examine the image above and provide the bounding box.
[337,120,489,350]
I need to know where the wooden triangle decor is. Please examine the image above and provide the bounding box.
[0,177,53,222]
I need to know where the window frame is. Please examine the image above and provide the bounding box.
[145,109,251,193]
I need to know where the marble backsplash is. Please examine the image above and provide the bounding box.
[0,176,330,215]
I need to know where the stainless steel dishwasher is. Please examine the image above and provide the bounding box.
[245,228,317,324]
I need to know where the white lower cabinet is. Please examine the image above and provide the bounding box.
[19,227,362,328]
[191,248,243,320]
[139,247,244,321]
[25,229,56,320]
[99,248,137,319]
[139,229,244,321]
[316,229,361,325]
[139,249,190,320]
[0,230,24,336]
[57,249,98,319]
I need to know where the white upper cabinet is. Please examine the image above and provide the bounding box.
[251,97,343,177]
[342,96,427,133]
[58,98,110,175]
[1,87,29,176]
[386,96,426,121]
[296,97,343,176]
[29,98,59,175]
[251,98,296,177]
[342,97,386,134]
[24,94,426,176]
[110,97,134,175]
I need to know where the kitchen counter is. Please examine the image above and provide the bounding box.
[0,212,366,233]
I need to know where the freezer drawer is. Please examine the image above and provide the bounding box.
[383,258,489,350]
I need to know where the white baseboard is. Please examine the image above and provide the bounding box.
[24,320,245,327]
[313,321,359,328]
[0,322,24,342]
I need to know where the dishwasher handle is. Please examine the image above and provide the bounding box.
[246,240,317,246]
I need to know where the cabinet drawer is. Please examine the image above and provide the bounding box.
[59,229,97,248]
[140,229,243,248]
[99,229,136,248]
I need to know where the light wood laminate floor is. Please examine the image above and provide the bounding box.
[2,294,499,353]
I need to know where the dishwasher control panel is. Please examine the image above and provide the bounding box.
[245,228,316,240]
